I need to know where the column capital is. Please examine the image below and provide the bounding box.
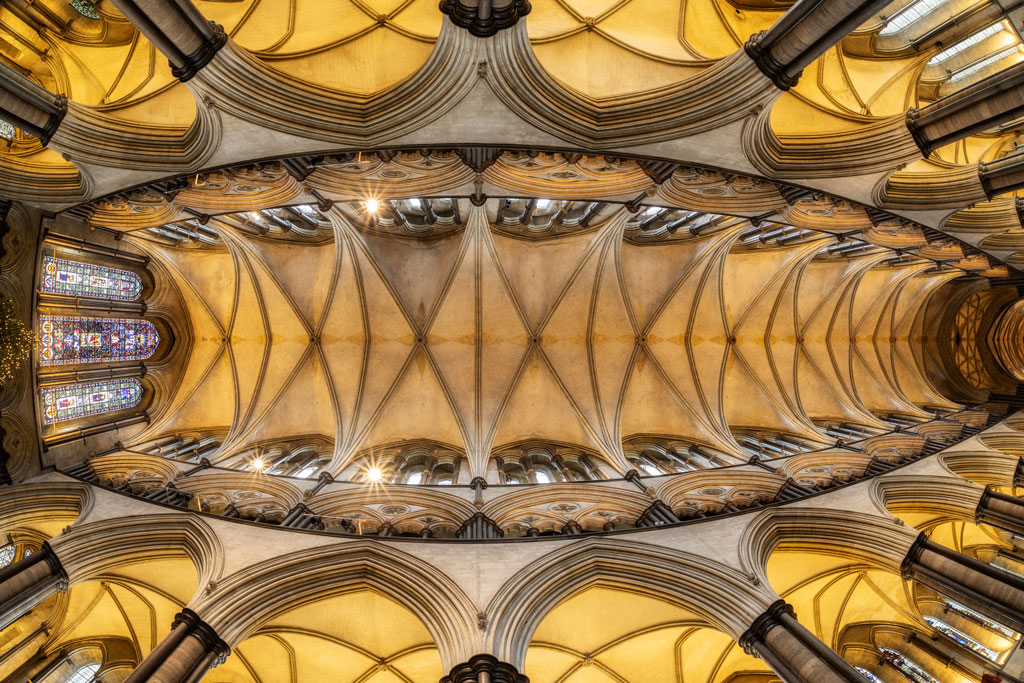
[439,0,532,38]
[441,654,529,683]
[738,599,794,655]
[171,609,230,663]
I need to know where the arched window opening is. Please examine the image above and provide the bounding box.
[855,668,882,682]
[41,378,142,425]
[38,315,159,366]
[0,119,14,140]
[735,432,820,459]
[69,1,101,19]
[927,22,1009,65]
[348,441,463,484]
[924,616,1000,660]
[944,600,1017,639]
[63,663,100,683]
[817,421,885,442]
[949,45,1021,83]
[878,0,947,36]
[623,436,734,473]
[878,648,940,683]
[40,256,142,301]
[0,543,14,568]
[493,443,605,483]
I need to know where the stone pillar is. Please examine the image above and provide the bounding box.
[0,542,68,631]
[977,486,1024,538]
[979,148,1024,200]
[125,609,228,683]
[439,0,532,38]
[0,64,66,145]
[739,601,864,682]
[906,60,1024,158]
[902,533,1024,633]
[105,0,226,81]
[440,654,529,683]
[744,0,894,90]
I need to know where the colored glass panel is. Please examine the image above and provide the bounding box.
[925,616,1000,661]
[41,378,142,424]
[0,120,14,140]
[879,648,940,683]
[0,544,13,568]
[38,316,159,366]
[946,600,1017,638]
[69,0,101,19]
[856,669,882,682]
[41,256,142,301]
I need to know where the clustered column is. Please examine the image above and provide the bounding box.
[0,542,67,631]
[124,609,229,683]
[902,533,1024,633]
[740,601,865,682]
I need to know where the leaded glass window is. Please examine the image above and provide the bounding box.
[856,668,883,682]
[0,544,14,568]
[65,663,100,683]
[69,0,101,19]
[879,0,947,36]
[38,316,159,366]
[925,616,1000,661]
[928,23,1006,64]
[950,46,1020,82]
[0,120,14,140]
[41,378,142,424]
[41,256,143,301]
[879,648,940,683]
[945,600,1017,638]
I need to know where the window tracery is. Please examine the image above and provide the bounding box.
[0,544,14,569]
[0,119,14,140]
[38,316,159,366]
[68,0,101,19]
[928,23,1008,65]
[41,257,143,301]
[493,443,605,483]
[41,378,142,425]
[855,668,883,682]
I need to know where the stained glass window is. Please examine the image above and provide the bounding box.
[856,668,883,682]
[38,316,159,366]
[0,544,14,568]
[41,378,142,425]
[925,616,1000,661]
[69,0,101,19]
[880,648,940,683]
[41,256,142,301]
[0,120,14,140]
[946,600,1017,638]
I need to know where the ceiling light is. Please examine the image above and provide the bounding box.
[365,199,380,213]
[367,467,382,483]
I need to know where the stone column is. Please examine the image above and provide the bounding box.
[902,533,1024,633]
[440,654,529,683]
[976,486,1024,537]
[906,60,1024,158]
[0,542,68,631]
[124,609,229,683]
[0,64,66,145]
[105,0,226,81]
[979,148,1024,200]
[739,601,864,682]
[744,0,894,89]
